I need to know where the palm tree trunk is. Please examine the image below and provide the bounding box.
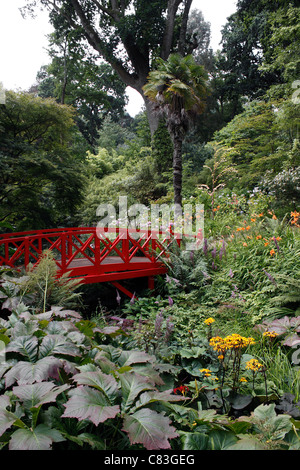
[172,135,183,207]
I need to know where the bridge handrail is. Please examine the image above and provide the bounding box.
[0,225,200,242]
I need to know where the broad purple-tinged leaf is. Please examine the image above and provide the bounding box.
[45,320,79,335]
[5,335,38,362]
[132,364,165,386]
[12,382,70,409]
[38,334,80,358]
[282,334,300,347]
[290,317,300,331]
[0,360,14,381]
[2,297,21,312]
[5,356,62,387]
[118,350,154,367]
[134,390,186,410]
[0,395,10,410]
[46,306,82,320]
[72,370,118,401]
[262,316,300,335]
[62,386,120,425]
[0,394,25,436]
[33,311,53,321]
[10,320,39,339]
[94,351,117,374]
[118,372,156,411]
[9,424,65,450]
[122,408,178,450]
[97,325,124,337]
[0,409,25,436]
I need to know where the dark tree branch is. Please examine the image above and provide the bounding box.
[161,0,182,60]
[178,0,193,55]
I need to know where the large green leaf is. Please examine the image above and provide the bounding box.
[9,424,65,450]
[122,408,178,450]
[62,385,120,425]
[12,382,70,409]
[208,430,239,450]
[180,431,210,450]
[227,436,266,450]
[5,356,62,387]
[180,430,238,450]
[180,346,205,359]
[72,432,107,450]
[38,334,80,358]
[5,335,38,362]
[118,371,156,412]
[253,403,293,440]
[162,403,198,426]
[72,370,118,401]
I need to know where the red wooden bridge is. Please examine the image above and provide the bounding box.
[0,227,185,298]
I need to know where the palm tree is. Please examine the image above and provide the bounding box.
[143,53,208,206]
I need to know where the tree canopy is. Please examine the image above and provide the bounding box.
[22,0,198,133]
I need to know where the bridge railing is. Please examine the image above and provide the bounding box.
[0,226,184,272]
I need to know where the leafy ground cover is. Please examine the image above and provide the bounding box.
[0,202,299,451]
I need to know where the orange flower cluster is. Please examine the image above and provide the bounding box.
[246,358,264,372]
[291,211,300,228]
[263,330,278,339]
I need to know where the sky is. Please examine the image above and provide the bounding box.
[0,0,237,116]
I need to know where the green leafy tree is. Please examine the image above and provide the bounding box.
[143,53,208,206]
[0,91,84,230]
[260,4,300,95]
[207,97,300,192]
[36,28,127,149]
[213,0,299,119]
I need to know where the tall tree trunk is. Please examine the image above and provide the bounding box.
[143,95,160,136]
[172,135,183,207]
[178,0,193,55]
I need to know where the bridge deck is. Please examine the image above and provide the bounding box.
[67,256,152,267]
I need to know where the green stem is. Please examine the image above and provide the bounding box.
[263,370,268,403]
[43,270,49,313]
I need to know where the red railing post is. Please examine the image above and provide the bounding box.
[24,237,29,268]
[68,233,73,259]
[151,231,156,261]
[94,230,100,266]
[5,241,9,265]
[123,237,129,265]
[60,233,66,272]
